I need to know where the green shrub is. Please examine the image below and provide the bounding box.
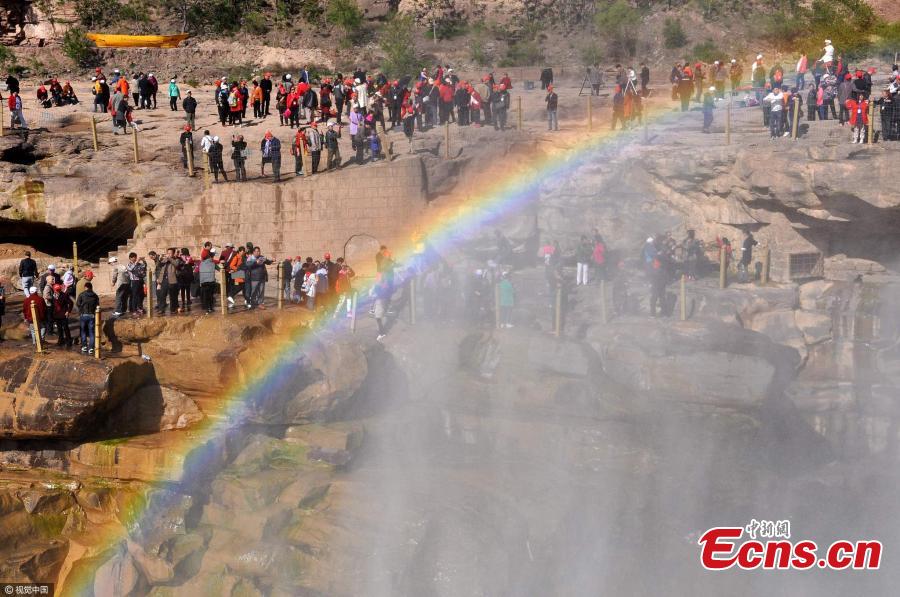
[579,41,603,67]
[326,0,363,36]
[0,46,15,70]
[73,0,120,29]
[469,25,490,66]
[595,0,640,57]
[277,0,324,23]
[663,17,687,49]
[500,40,543,67]
[243,10,269,34]
[62,27,97,67]
[118,2,150,22]
[380,14,418,77]
[692,40,721,63]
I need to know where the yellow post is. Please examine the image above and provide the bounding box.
[719,246,727,289]
[90,115,98,151]
[517,96,522,130]
[554,286,562,337]
[444,123,450,159]
[219,268,227,315]
[761,246,770,285]
[132,125,139,164]
[725,101,732,145]
[408,276,416,325]
[680,274,687,321]
[600,278,608,324]
[587,95,593,131]
[30,302,43,354]
[277,266,283,310]
[146,267,153,319]
[494,283,501,329]
[133,199,142,239]
[867,101,875,145]
[350,291,358,333]
[72,242,79,280]
[186,144,194,177]
[94,306,101,359]
[791,96,800,139]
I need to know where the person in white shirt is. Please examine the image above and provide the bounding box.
[820,40,834,67]
[763,88,785,138]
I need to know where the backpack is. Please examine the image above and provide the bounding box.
[228,92,238,108]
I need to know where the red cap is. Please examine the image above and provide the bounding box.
[324,252,331,260]
[53,284,63,291]
[85,271,94,279]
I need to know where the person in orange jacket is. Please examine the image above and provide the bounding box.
[251,80,264,118]
[846,96,869,143]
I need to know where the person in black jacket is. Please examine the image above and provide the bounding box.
[209,136,227,182]
[231,134,247,181]
[19,250,38,297]
[179,125,194,170]
[546,85,558,131]
[75,282,99,354]
[739,231,758,283]
[182,91,197,129]
[540,67,553,90]
[260,73,273,116]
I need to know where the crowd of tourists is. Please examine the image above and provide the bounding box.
[672,41,900,142]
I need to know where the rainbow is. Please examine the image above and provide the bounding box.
[65,100,688,594]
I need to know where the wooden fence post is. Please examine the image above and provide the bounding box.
[147,267,153,318]
[132,125,139,164]
[94,306,101,359]
[554,286,562,336]
[90,115,99,150]
[30,302,43,354]
[719,246,727,289]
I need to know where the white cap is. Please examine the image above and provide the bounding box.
[108,257,118,264]
[354,78,360,84]
[170,78,175,83]
[731,59,737,63]
[91,76,97,81]
[48,264,56,270]
[286,74,292,79]
[474,269,483,276]
[709,86,716,91]
[213,136,219,142]
[757,54,763,60]
[29,286,37,293]
[825,39,831,44]
[149,72,154,77]
[225,242,233,247]
[646,237,654,243]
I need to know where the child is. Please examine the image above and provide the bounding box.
[369,131,382,162]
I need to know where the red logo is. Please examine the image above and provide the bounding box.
[698,522,881,571]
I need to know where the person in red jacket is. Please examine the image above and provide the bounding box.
[438,78,454,125]
[23,286,46,345]
[846,97,869,144]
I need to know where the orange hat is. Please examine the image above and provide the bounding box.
[265,131,273,139]
[324,252,331,260]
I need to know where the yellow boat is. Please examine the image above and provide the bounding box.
[86,33,189,48]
